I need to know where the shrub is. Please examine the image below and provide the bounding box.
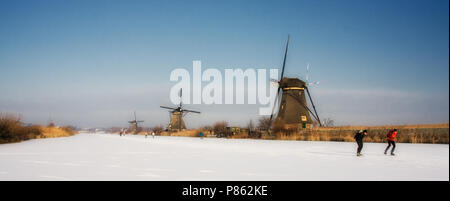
[152,125,164,135]
[0,114,42,143]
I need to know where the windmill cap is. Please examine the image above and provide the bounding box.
[280,77,307,87]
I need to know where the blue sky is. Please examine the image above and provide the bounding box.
[0,0,448,128]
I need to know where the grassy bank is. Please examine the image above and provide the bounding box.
[166,123,449,144]
[0,114,77,144]
[266,124,449,144]
[160,129,201,137]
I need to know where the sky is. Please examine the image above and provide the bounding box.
[0,0,448,128]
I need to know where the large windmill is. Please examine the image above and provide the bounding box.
[160,89,200,131]
[270,36,322,129]
[128,111,144,134]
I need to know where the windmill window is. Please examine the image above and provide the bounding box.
[301,116,307,122]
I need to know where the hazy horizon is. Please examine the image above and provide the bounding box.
[1,0,448,128]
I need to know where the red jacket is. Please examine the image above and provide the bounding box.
[387,131,397,141]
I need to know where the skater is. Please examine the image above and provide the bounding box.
[152,132,155,138]
[199,132,204,139]
[384,129,398,155]
[119,129,123,136]
[354,130,367,156]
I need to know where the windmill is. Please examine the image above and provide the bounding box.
[128,111,144,134]
[269,35,322,129]
[160,89,200,131]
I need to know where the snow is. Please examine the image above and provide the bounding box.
[0,133,448,181]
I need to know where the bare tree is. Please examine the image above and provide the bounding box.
[323,118,335,127]
[257,116,272,131]
[213,121,228,137]
[247,120,255,132]
[152,125,164,135]
[202,125,213,134]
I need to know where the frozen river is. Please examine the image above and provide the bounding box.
[0,133,448,181]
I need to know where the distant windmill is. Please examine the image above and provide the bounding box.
[128,111,144,134]
[160,89,200,131]
[269,36,322,129]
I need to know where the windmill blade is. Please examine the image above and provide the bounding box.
[306,62,310,83]
[280,35,290,81]
[270,79,279,88]
[269,35,290,123]
[285,93,320,124]
[305,63,320,87]
[308,81,320,87]
[269,87,282,123]
[305,87,322,126]
[179,88,183,109]
[160,106,177,110]
[137,120,144,123]
[270,78,279,83]
[183,109,201,114]
[179,110,182,130]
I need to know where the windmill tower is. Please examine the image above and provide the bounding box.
[160,89,200,131]
[128,111,144,134]
[270,36,322,129]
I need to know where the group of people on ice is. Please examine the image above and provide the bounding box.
[119,128,156,138]
[354,129,398,156]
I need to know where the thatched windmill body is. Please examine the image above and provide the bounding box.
[160,89,200,131]
[270,36,322,129]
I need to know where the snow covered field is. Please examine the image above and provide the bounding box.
[0,133,448,181]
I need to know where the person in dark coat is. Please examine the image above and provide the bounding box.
[354,130,368,156]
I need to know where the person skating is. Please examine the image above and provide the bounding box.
[354,130,368,156]
[384,129,398,156]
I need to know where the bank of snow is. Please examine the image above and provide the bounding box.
[0,134,448,181]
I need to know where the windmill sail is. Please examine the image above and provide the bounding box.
[160,88,200,131]
[128,111,144,134]
[270,35,290,123]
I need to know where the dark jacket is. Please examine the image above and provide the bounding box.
[354,132,366,142]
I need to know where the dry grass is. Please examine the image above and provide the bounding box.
[0,114,41,143]
[168,123,449,144]
[39,126,77,138]
[272,123,449,144]
[156,123,448,144]
[161,129,203,137]
[319,123,449,130]
[1,113,77,144]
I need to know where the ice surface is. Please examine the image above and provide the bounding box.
[0,134,448,181]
